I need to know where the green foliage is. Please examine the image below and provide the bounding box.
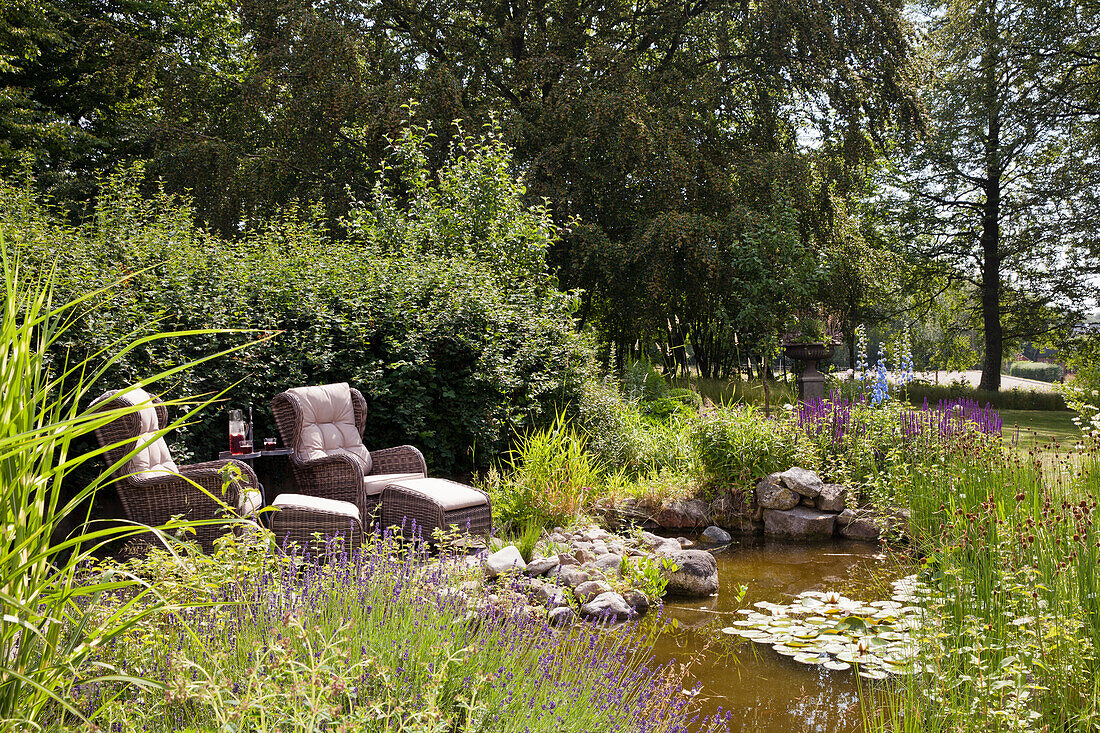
[1,126,592,474]
[1007,360,1064,383]
[691,405,816,487]
[0,231,256,728]
[623,554,674,602]
[902,381,1066,411]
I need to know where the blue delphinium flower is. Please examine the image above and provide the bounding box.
[871,360,890,406]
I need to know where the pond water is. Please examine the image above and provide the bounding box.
[652,538,908,732]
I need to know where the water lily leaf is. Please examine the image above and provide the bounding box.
[823,660,851,671]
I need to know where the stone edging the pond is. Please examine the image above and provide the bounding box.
[602,466,909,543]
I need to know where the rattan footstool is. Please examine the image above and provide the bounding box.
[271,493,363,558]
[380,478,492,542]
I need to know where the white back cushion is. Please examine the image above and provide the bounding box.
[122,387,179,478]
[288,383,372,472]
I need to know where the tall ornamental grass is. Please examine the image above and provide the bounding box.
[70,532,724,733]
[867,446,1100,732]
[0,236,256,729]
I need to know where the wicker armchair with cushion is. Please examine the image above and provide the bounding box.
[91,387,263,553]
[269,382,427,523]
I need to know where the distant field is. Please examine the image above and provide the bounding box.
[999,409,1082,450]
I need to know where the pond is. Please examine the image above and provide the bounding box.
[652,538,910,732]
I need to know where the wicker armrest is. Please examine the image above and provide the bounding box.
[368,445,427,476]
[177,461,247,510]
[182,459,260,489]
[289,452,364,505]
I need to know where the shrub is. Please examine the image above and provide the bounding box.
[691,405,816,487]
[896,381,1066,411]
[1,125,595,475]
[1008,360,1065,383]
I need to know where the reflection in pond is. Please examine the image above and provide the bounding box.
[652,538,912,733]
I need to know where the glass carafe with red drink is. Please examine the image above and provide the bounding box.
[229,409,247,455]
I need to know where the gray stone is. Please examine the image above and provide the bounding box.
[755,475,800,511]
[662,549,719,597]
[548,606,576,627]
[574,579,614,604]
[837,508,880,541]
[700,526,732,544]
[592,540,609,555]
[800,495,816,507]
[624,589,651,616]
[580,592,634,622]
[557,566,591,588]
[779,466,824,498]
[655,498,711,529]
[595,553,623,575]
[483,545,526,577]
[557,553,578,566]
[524,556,560,577]
[639,531,682,555]
[536,583,569,609]
[573,549,596,564]
[815,484,848,513]
[763,507,836,540]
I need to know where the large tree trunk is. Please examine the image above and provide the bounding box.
[979,0,1003,393]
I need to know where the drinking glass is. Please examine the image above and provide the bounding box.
[238,439,253,455]
[263,437,277,452]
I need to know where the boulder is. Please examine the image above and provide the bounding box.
[654,498,712,529]
[592,540,610,555]
[483,546,526,577]
[573,549,596,564]
[595,553,623,575]
[574,580,614,604]
[700,526,732,544]
[763,507,836,540]
[557,566,591,588]
[639,531,682,555]
[815,484,848,513]
[779,467,824,498]
[525,556,560,577]
[548,606,576,627]
[755,475,800,511]
[580,592,634,622]
[536,583,570,609]
[624,589,651,617]
[837,508,881,541]
[662,550,719,597]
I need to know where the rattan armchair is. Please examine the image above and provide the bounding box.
[91,387,263,553]
[270,383,427,523]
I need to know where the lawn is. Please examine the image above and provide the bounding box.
[999,409,1082,450]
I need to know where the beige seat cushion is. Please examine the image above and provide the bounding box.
[122,387,179,479]
[239,489,263,516]
[363,472,425,497]
[273,493,361,521]
[287,383,372,473]
[387,478,487,511]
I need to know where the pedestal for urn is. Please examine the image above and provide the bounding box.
[782,342,837,403]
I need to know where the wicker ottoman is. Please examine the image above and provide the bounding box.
[271,493,363,558]
[380,478,492,542]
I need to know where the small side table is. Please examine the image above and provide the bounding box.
[218,449,296,511]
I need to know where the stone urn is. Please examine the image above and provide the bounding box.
[782,342,836,403]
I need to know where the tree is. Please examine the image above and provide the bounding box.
[889,0,1100,391]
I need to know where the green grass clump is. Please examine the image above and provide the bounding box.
[902,381,1067,411]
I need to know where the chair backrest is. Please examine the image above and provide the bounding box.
[271,383,372,473]
[91,387,179,481]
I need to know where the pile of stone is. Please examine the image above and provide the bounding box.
[477,524,721,625]
[753,467,891,541]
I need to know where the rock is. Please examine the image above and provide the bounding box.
[548,606,576,627]
[525,556,560,577]
[574,549,596,564]
[608,540,626,555]
[815,484,848,513]
[580,592,634,622]
[779,467,824,498]
[662,550,719,597]
[592,540,609,555]
[837,508,880,541]
[595,553,623,575]
[574,580,614,604]
[557,553,578,566]
[459,580,481,594]
[483,546,526,577]
[800,495,815,507]
[639,531,682,555]
[700,526,732,544]
[755,475,800,511]
[557,566,591,588]
[763,507,836,540]
[654,498,711,529]
[537,583,569,608]
[624,589,651,616]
